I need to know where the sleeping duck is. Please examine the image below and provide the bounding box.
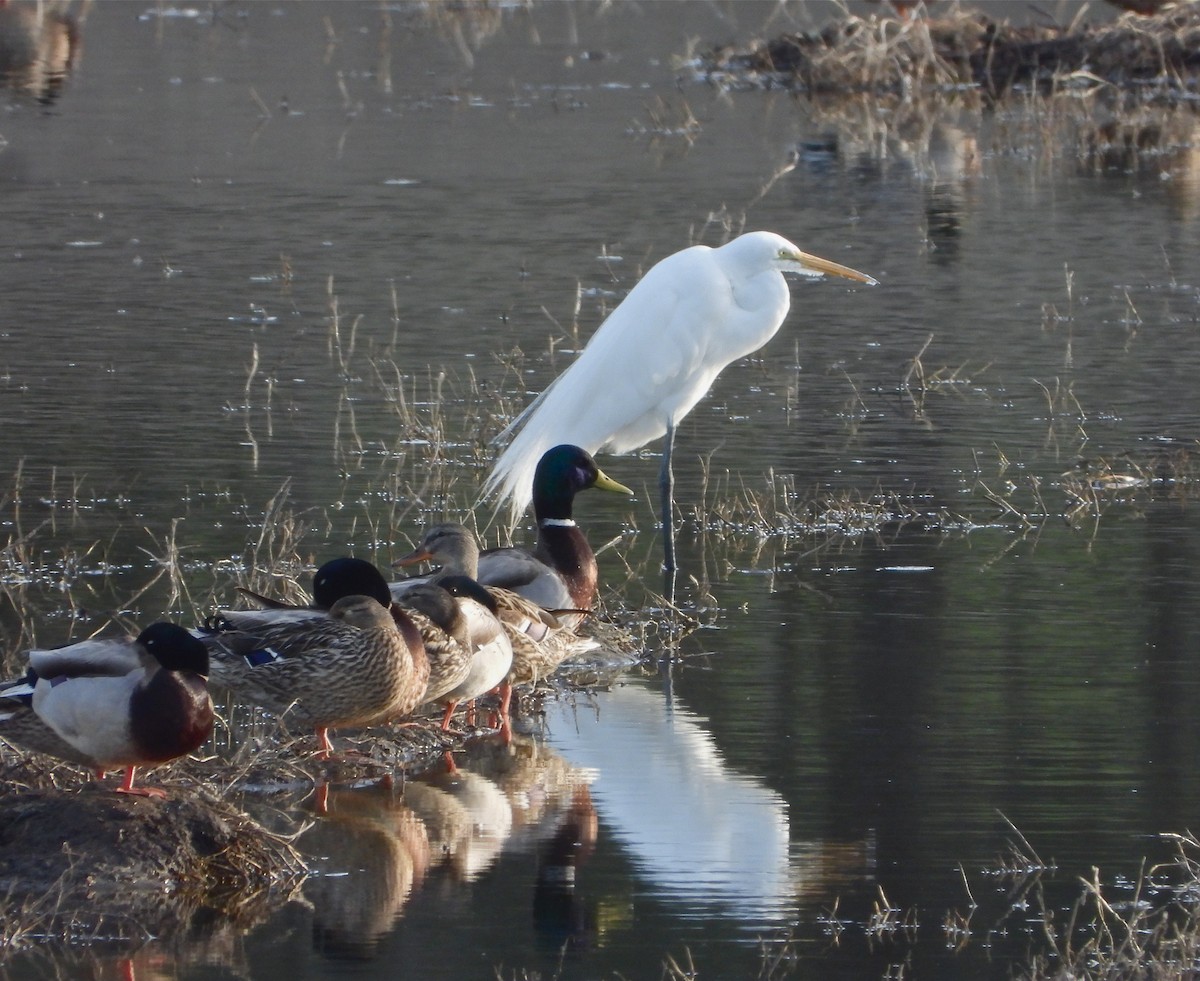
[0,622,214,797]
[236,555,397,616]
[198,593,428,757]
[394,522,596,716]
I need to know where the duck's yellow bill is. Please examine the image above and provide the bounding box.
[594,469,635,496]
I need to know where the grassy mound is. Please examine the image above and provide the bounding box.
[0,780,306,946]
[701,4,1200,100]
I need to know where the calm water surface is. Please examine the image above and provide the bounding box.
[2,1,1200,978]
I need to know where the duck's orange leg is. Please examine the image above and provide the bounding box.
[114,767,167,799]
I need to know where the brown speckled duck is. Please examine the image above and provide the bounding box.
[395,580,512,731]
[394,522,597,717]
[199,594,424,757]
[227,556,432,727]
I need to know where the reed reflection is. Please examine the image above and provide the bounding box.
[1084,110,1200,222]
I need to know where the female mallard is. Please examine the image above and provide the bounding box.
[225,556,432,725]
[474,445,632,613]
[394,523,595,715]
[199,594,424,757]
[0,623,214,797]
[396,581,512,731]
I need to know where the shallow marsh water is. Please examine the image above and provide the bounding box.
[2,1,1200,978]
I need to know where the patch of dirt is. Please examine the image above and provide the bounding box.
[0,780,306,946]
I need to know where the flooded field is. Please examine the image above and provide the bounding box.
[2,1,1200,979]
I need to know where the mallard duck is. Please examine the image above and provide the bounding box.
[396,580,512,731]
[479,445,632,613]
[225,556,432,724]
[238,556,395,613]
[198,594,425,757]
[393,522,567,633]
[394,523,596,714]
[0,623,214,797]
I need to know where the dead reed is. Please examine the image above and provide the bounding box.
[700,4,1200,102]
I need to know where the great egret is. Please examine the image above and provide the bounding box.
[484,231,877,579]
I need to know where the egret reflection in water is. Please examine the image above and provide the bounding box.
[545,678,851,927]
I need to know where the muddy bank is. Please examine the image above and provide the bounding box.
[0,631,642,956]
[700,4,1200,99]
[0,781,306,946]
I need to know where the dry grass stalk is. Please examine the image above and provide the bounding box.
[701,4,1200,101]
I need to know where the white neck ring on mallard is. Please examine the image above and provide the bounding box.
[540,518,577,528]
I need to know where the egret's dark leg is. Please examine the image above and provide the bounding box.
[660,421,677,601]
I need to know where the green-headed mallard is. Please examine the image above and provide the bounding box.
[238,556,396,613]
[0,623,214,797]
[478,445,631,612]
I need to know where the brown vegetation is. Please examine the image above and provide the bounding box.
[0,774,305,948]
[701,3,1200,101]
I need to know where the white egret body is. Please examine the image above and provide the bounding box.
[485,231,877,575]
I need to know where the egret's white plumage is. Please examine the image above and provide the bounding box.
[484,231,876,573]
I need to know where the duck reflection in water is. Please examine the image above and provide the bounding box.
[298,732,603,962]
[303,782,432,961]
[404,758,515,883]
[0,0,84,104]
[533,785,600,952]
[463,733,603,950]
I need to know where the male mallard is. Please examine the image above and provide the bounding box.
[478,445,632,613]
[0,623,214,797]
[396,580,512,731]
[238,556,396,614]
[198,594,424,757]
[394,523,595,715]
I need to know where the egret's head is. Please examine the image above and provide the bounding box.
[733,231,878,286]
